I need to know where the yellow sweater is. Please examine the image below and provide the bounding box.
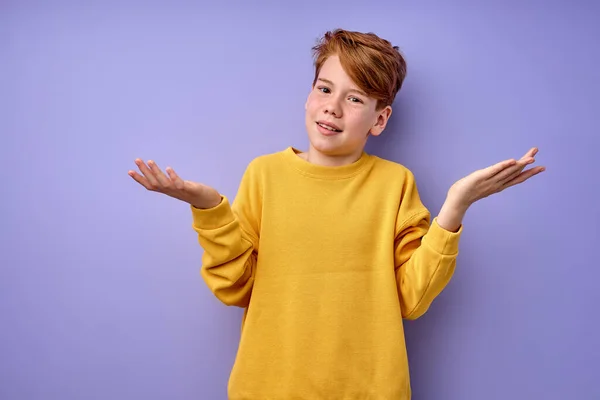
[191,147,462,400]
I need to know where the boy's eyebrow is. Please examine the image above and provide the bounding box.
[317,78,367,97]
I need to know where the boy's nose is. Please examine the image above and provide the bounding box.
[324,100,342,117]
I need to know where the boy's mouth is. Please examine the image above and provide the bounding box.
[316,121,342,133]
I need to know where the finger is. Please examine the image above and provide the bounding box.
[128,170,152,189]
[147,160,171,186]
[483,159,517,178]
[166,166,185,190]
[500,157,535,184]
[135,159,159,187]
[486,158,528,182]
[521,147,538,161]
[502,166,546,189]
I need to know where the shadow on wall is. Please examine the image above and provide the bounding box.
[364,94,461,396]
[364,97,409,163]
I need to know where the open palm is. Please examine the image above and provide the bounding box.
[449,147,545,206]
[128,159,221,209]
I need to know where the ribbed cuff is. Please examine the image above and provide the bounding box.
[423,217,463,255]
[190,195,235,230]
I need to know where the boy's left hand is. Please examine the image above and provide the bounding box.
[447,147,546,210]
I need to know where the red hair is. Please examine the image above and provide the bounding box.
[312,29,407,110]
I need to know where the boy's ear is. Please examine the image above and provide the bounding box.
[369,106,393,137]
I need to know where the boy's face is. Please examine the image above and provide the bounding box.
[304,54,392,164]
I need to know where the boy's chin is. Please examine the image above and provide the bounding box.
[308,137,362,157]
[308,136,341,153]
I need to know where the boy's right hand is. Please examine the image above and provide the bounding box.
[128,159,222,209]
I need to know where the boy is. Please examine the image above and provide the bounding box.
[128,29,544,399]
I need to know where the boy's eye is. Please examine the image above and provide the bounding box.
[317,86,362,103]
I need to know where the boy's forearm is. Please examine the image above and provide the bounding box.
[396,221,460,320]
[192,198,258,307]
[436,196,469,233]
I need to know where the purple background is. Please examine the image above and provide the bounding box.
[2,1,599,399]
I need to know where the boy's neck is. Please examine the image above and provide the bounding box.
[299,146,364,167]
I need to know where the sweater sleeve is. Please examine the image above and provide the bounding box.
[393,173,462,320]
[191,161,262,308]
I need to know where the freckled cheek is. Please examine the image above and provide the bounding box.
[306,97,325,113]
[344,113,370,133]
